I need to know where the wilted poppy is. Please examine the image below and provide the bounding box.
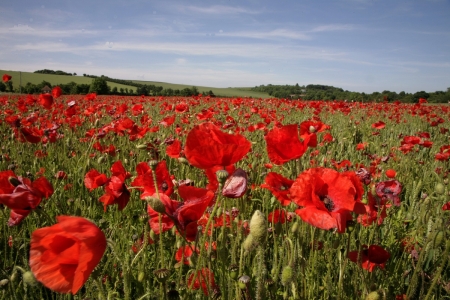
[375,180,402,206]
[184,122,251,169]
[29,216,107,294]
[290,168,365,233]
[348,244,390,272]
[222,168,248,198]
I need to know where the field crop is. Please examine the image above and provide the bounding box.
[1,91,450,300]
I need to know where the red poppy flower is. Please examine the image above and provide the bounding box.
[166,139,182,158]
[261,172,294,206]
[29,216,107,294]
[187,267,216,296]
[290,168,365,233]
[175,102,189,113]
[184,122,251,169]
[84,169,108,191]
[52,86,62,98]
[175,245,199,265]
[39,94,54,110]
[385,169,396,178]
[265,124,309,165]
[268,209,291,224]
[99,175,130,212]
[0,174,54,226]
[2,74,12,83]
[131,161,174,199]
[348,244,390,272]
[299,120,330,148]
[371,121,386,130]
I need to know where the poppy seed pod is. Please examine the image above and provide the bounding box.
[216,169,229,185]
[145,196,166,214]
[435,183,445,195]
[249,210,267,242]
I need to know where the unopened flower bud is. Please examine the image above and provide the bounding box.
[281,265,294,286]
[145,197,166,214]
[249,210,267,242]
[365,291,381,300]
[22,271,37,287]
[177,157,189,165]
[435,183,445,195]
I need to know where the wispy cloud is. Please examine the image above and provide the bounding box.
[310,24,355,32]
[177,5,261,15]
[218,29,310,40]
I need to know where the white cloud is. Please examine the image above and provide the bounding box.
[178,5,260,15]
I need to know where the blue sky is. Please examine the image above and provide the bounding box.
[1,0,449,93]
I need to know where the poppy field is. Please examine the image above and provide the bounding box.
[1,87,450,299]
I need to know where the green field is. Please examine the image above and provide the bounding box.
[1,69,271,98]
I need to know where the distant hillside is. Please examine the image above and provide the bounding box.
[0,69,271,98]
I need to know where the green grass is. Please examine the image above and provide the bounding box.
[1,69,271,98]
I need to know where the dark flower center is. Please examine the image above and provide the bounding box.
[320,196,335,212]
[161,182,168,192]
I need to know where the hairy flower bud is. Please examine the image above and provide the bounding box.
[249,210,267,242]
[145,197,166,214]
[22,271,38,287]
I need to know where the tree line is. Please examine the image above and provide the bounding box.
[1,75,212,97]
[251,84,450,103]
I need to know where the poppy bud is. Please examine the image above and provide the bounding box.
[243,234,255,252]
[291,221,299,234]
[0,279,9,287]
[137,271,146,282]
[365,291,381,300]
[281,265,293,286]
[431,230,445,249]
[177,157,189,165]
[249,210,267,242]
[435,183,445,195]
[145,197,166,214]
[97,155,106,164]
[136,144,148,149]
[150,230,157,240]
[22,271,38,287]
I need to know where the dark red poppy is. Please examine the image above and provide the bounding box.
[19,127,43,143]
[348,244,390,272]
[265,124,309,165]
[261,172,294,206]
[375,180,402,206]
[2,74,12,83]
[0,173,54,226]
[30,216,106,294]
[184,122,251,169]
[39,94,54,110]
[267,209,291,224]
[290,168,365,233]
[147,185,214,241]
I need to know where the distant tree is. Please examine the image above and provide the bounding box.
[0,81,7,92]
[119,88,124,94]
[89,77,109,95]
[412,91,430,103]
[136,85,149,96]
[111,86,118,95]
[73,73,77,76]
